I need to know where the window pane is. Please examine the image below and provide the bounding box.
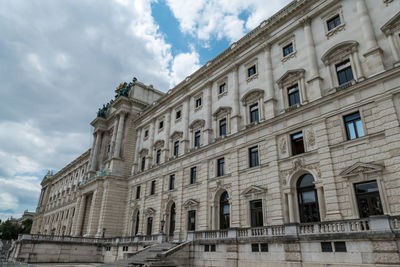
[260,243,268,252]
[301,191,317,204]
[321,242,333,252]
[355,120,365,137]
[251,244,259,252]
[346,123,356,140]
[334,242,347,252]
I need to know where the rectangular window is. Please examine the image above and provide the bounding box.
[194,131,201,148]
[150,180,156,195]
[219,118,227,136]
[321,242,333,252]
[334,242,347,252]
[219,83,226,94]
[288,84,300,107]
[195,97,202,108]
[188,210,196,231]
[122,246,128,252]
[146,217,153,236]
[217,158,225,177]
[291,132,305,155]
[250,199,263,227]
[190,167,197,184]
[174,141,179,156]
[156,149,161,164]
[176,110,181,120]
[283,43,294,57]
[327,14,341,31]
[141,157,146,171]
[336,59,354,85]
[344,112,365,140]
[169,175,175,190]
[204,245,209,252]
[144,130,149,138]
[249,103,259,123]
[260,243,268,252]
[210,245,216,252]
[136,186,141,199]
[159,121,164,129]
[248,65,256,77]
[251,244,259,252]
[249,146,259,168]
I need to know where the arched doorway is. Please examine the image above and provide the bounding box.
[169,203,176,237]
[297,174,320,223]
[220,191,230,229]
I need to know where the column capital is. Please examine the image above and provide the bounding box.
[299,16,312,26]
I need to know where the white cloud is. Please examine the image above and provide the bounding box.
[0,193,19,211]
[170,49,201,87]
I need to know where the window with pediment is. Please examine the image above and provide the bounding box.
[153,140,165,165]
[245,58,258,83]
[321,5,345,39]
[279,35,296,62]
[170,131,183,158]
[276,69,307,111]
[381,11,400,65]
[217,77,228,98]
[138,148,149,171]
[241,89,265,124]
[189,119,205,149]
[213,106,232,138]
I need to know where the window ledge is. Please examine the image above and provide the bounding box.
[175,117,182,123]
[184,182,201,189]
[239,163,269,174]
[281,51,296,63]
[194,105,203,112]
[246,73,259,83]
[326,23,345,39]
[210,173,231,180]
[218,91,228,99]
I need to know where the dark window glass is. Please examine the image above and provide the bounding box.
[355,180,383,218]
[196,98,202,108]
[136,186,141,199]
[194,131,201,148]
[210,245,216,252]
[291,132,305,155]
[169,203,176,236]
[204,245,209,252]
[135,211,140,235]
[249,103,259,123]
[219,83,226,94]
[159,121,163,129]
[249,146,259,168]
[297,174,320,223]
[174,141,179,156]
[334,242,347,252]
[344,112,365,140]
[250,199,263,227]
[190,167,197,184]
[156,149,161,164]
[141,157,146,171]
[327,14,341,31]
[150,180,156,195]
[248,65,256,77]
[336,59,354,85]
[219,118,227,136]
[251,244,259,252]
[144,130,148,138]
[321,242,333,252]
[169,175,175,190]
[188,210,196,231]
[283,43,294,57]
[176,110,181,119]
[220,191,230,229]
[146,217,153,236]
[288,84,300,107]
[260,243,268,252]
[217,158,225,177]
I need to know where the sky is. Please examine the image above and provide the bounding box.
[0,0,291,222]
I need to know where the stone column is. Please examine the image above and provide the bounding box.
[148,119,155,167]
[351,50,365,81]
[204,82,213,144]
[264,44,277,120]
[110,119,119,156]
[182,97,190,152]
[132,127,142,174]
[315,183,326,221]
[287,192,295,223]
[164,109,171,161]
[113,112,126,158]
[231,65,241,133]
[74,195,86,236]
[387,33,400,65]
[90,131,103,172]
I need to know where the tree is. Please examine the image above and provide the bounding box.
[21,219,33,234]
[0,220,19,240]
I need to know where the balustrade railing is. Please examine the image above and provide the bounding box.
[297,219,369,235]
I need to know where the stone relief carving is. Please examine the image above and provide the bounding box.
[280,138,287,154]
[280,158,321,186]
[307,129,315,147]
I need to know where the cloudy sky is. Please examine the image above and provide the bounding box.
[0,0,291,221]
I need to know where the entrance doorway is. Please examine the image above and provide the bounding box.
[355,180,383,218]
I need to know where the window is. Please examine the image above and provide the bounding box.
[288,84,300,107]
[321,241,347,252]
[297,174,320,223]
[344,112,365,140]
[327,14,341,31]
[150,180,156,195]
[291,132,304,155]
[210,245,216,252]
[195,97,202,108]
[283,43,294,57]
[219,83,226,94]
[321,242,333,252]
[219,118,227,137]
[252,243,268,252]
[249,103,259,123]
[176,110,181,120]
[135,211,140,235]
[190,167,197,184]
[188,210,196,231]
[169,203,176,236]
[251,244,259,252]
[354,180,383,218]
[146,217,153,236]
[217,158,225,177]
[260,243,268,252]
[156,149,161,164]
[141,157,146,171]
[159,121,164,129]
[144,130,149,138]
[169,175,175,190]
[250,199,263,227]
[204,244,216,252]
[220,191,230,229]
[336,59,354,85]
[249,146,259,168]
[174,141,179,156]
[136,186,141,199]
[122,246,128,252]
[334,242,347,252]
[248,65,256,77]
[106,246,111,251]
[194,131,201,148]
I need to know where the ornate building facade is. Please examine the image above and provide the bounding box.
[15,0,400,265]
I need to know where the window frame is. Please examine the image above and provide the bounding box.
[174,140,179,156]
[219,83,226,95]
[188,210,196,231]
[327,14,341,31]
[217,157,225,177]
[249,103,259,123]
[282,43,294,57]
[150,180,156,195]
[190,167,197,184]
[249,146,259,168]
[287,84,300,107]
[335,59,354,85]
[321,5,346,39]
[194,130,201,148]
[219,118,227,137]
[136,186,141,199]
[159,120,164,130]
[169,174,175,190]
[195,97,202,109]
[156,149,161,164]
[141,156,146,171]
[343,111,365,140]
[290,131,305,156]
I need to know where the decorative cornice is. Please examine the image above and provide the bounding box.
[340,162,384,177]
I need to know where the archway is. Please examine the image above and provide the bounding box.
[169,203,176,236]
[297,174,320,223]
[219,191,230,229]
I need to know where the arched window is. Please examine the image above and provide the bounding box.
[220,192,230,229]
[297,174,320,223]
[169,203,176,236]
[146,217,153,236]
[134,211,140,235]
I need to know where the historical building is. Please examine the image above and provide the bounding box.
[9,0,400,266]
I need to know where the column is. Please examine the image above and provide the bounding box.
[325,65,334,89]
[231,65,241,133]
[148,119,155,167]
[264,44,277,120]
[90,131,103,172]
[182,97,190,152]
[351,51,365,80]
[387,33,400,65]
[164,109,171,161]
[315,184,326,221]
[113,112,126,158]
[110,119,119,156]
[204,82,213,144]
[287,192,295,223]
[74,195,86,236]
[132,127,142,174]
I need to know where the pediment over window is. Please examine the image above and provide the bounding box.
[170,131,183,140]
[144,207,155,216]
[339,162,384,177]
[276,69,305,88]
[189,119,205,130]
[321,41,359,65]
[139,148,149,156]
[153,140,165,149]
[241,89,265,105]
[241,185,267,197]
[381,11,400,35]
[212,106,232,118]
[183,199,200,209]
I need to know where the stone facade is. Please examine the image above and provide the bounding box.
[25,0,400,266]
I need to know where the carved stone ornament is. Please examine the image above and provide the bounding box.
[381,11,400,35]
[280,158,321,184]
[339,162,384,178]
[276,69,305,88]
[241,185,267,198]
[153,140,165,149]
[241,89,264,106]
[307,129,315,147]
[280,138,287,154]
[183,199,200,209]
[212,106,232,119]
[321,41,359,65]
[170,131,183,140]
[144,207,155,217]
[139,148,149,156]
[189,119,205,130]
